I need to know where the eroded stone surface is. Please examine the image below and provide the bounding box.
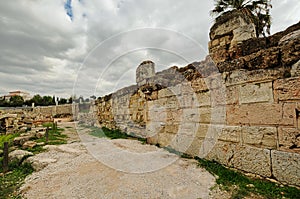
[272,150,300,186]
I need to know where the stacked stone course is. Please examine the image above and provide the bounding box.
[96,18,300,186]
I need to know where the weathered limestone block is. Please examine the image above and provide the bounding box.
[279,29,300,67]
[232,145,271,177]
[242,126,277,149]
[225,69,285,86]
[219,126,241,143]
[209,11,255,41]
[231,23,256,45]
[158,132,176,147]
[227,103,294,126]
[204,141,237,166]
[226,86,239,105]
[274,76,300,101]
[136,60,155,86]
[291,60,300,77]
[158,88,175,98]
[191,78,209,92]
[271,150,300,186]
[185,137,204,157]
[195,91,211,107]
[182,108,200,123]
[199,107,211,124]
[239,82,274,104]
[170,132,199,154]
[278,127,300,153]
[177,93,196,108]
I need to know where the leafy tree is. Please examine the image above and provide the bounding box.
[58,98,67,105]
[211,0,272,37]
[9,96,24,107]
[42,96,54,106]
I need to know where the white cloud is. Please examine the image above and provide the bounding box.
[0,0,299,98]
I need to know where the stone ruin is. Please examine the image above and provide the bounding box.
[96,13,300,187]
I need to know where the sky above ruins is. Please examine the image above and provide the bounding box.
[0,0,299,98]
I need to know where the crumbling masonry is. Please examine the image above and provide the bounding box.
[96,12,300,186]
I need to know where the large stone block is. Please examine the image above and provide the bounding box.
[239,82,274,104]
[219,126,241,143]
[207,142,272,177]
[227,103,294,126]
[158,132,176,147]
[242,126,277,149]
[191,78,209,92]
[226,86,239,105]
[195,91,211,107]
[225,69,284,86]
[278,127,300,153]
[232,145,271,177]
[274,76,300,102]
[136,60,155,86]
[271,150,300,186]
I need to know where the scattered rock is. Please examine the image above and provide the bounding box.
[22,141,37,149]
[13,135,32,146]
[9,150,33,163]
[35,131,45,139]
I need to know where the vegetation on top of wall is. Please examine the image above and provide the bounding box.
[211,0,272,37]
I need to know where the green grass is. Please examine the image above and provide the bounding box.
[0,161,34,199]
[0,134,20,150]
[87,126,147,143]
[195,157,300,199]
[0,122,68,198]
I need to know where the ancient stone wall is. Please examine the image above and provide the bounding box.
[96,22,300,186]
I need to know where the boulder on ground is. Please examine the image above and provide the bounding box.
[22,141,37,149]
[9,150,33,163]
[13,135,32,146]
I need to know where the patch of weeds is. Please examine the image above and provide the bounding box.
[87,126,147,143]
[195,157,300,199]
[0,161,34,199]
[35,127,67,146]
[0,133,20,150]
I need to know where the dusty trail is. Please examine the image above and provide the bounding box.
[20,121,227,199]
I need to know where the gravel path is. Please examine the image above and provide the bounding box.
[20,121,228,199]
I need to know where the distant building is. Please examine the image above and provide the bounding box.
[3,91,31,101]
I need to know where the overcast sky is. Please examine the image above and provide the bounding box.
[0,0,299,98]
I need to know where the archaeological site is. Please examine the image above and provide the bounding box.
[95,11,300,187]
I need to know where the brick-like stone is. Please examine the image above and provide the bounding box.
[274,76,300,101]
[191,78,209,92]
[226,86,239,105]
[232,145,271,177]
[239,82,274,104]
[158,132,176,147]
[227,103,294,126]
[195,91,211,107]
[271,150,300,186]
[219,126,241,143]
[242,126,277,149]
[226,69,284,86]
[278,127,300,153]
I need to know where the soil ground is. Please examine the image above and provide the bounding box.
[19,121,230,199]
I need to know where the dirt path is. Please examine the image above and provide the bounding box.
[20,121,228,199]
